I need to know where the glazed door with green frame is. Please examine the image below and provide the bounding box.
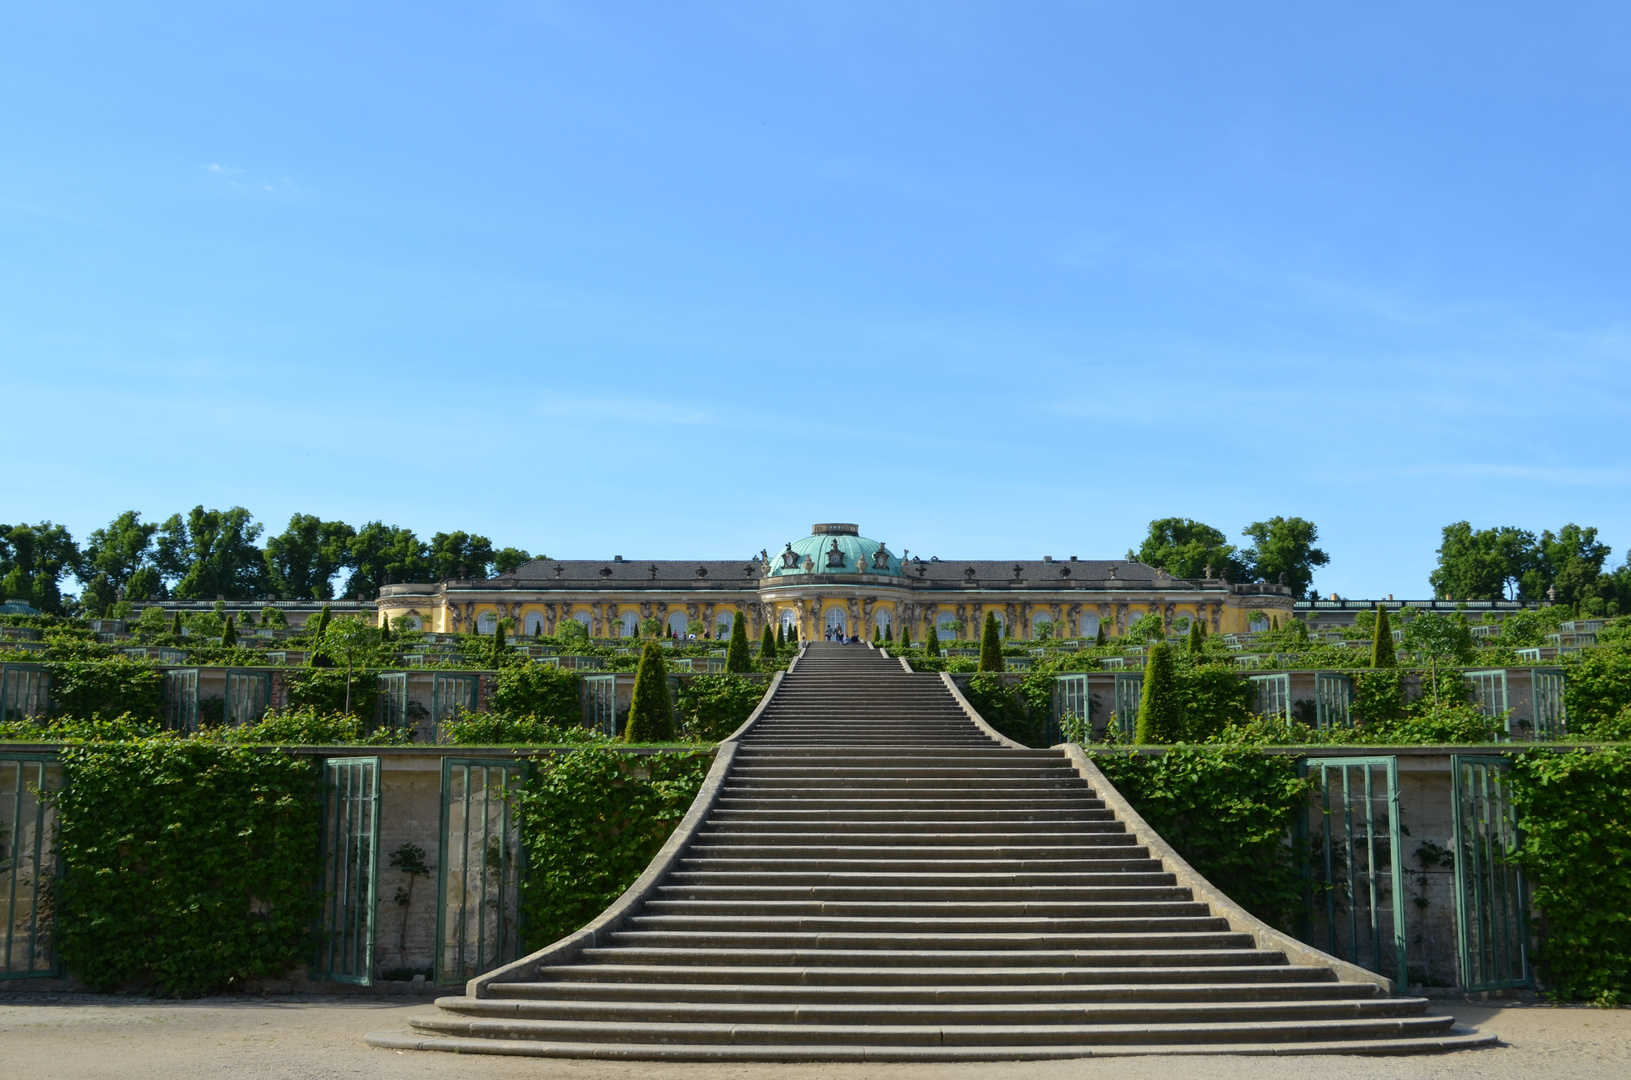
[1052,674,1088,744]
[1251,673,1292,722]
[376,673,409,732]
[0,753,61,978]
[162,669,200,732]
[1451,756,1531,991]
[1528,669,1566,739]
[432,674,479,738]
[224,669,271,726]
[1299,756,1408,989]
[1314,672,1354,731]
[582,674,617,736]
[0,665,49,723]
[313,757,381,985]
[1111,673,1142,740]
[1463,670,1508,720]
[436,758,527,986]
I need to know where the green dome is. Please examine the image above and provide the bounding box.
[767,524,902,578]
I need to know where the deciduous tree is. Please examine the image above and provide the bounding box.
[1131,518,1250,581]
[1242,517,1329,600]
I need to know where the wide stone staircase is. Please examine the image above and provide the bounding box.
[367,642,1489,1061]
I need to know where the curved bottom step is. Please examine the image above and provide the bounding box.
[365,1027,1498,1061]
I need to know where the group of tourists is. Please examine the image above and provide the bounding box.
[823,626,860,644]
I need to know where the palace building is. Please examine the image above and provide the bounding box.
[374,523,1296,641]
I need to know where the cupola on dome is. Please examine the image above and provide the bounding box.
[767,524,901,577]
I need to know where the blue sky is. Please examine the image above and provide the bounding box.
[3,2,1629,598]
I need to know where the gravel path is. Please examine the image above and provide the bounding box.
[0,995,1626,1079]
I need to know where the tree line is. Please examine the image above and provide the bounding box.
[1127,516,1330,599]
[1430,521,1629,613]
[0,508,536,614]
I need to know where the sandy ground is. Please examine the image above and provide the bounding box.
[0,994,1627,1080]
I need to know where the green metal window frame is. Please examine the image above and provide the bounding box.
[1052,673,1089,744]
[436,758,528,986]
[1250,673,1292,721]
[1463,669,1508,720]
[162,669,200,733]
[0,665,50,723]
[1529,669,1566,740]
[1451,756,1531,991]
[1314,672,1354,730]
[0,753,62,978]
[432,673,479,737]
[224,669,272,726]
[1299,756,1408,990]
[377,673,410,732]
[581,674,618,736]
[1112,673,1142,741]
[313,756,381,985]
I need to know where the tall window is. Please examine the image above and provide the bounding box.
[825,608,847,636]
[523,612,545,636]
[1078,612,1099,640]
[476,611,497,635]
[668,612,688,636]
[936,612,957,640]
[619,612,638,638]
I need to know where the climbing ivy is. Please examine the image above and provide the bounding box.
[1092,747,1310,932]
[510,748,712,946]
[675,674,766,741]
[54,739,323,997]
[1510,747,1631,1004]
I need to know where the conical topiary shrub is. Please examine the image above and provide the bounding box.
[171,611,183,637]
[491,620,506,666]
[776,623,786,650]
[1371,606,1396,668]
[873,624,881,644]
[1096,619,1108,647]
[221,615,237,647]
[761,621,776,661]
[1135,642,1183,744]
[1187,619,1202,655]
[884,623,893,642]
[625,643,674,742]
[900,625,911,648]
[726,610,751,674]
[380,616,392,643]
[924,625,939,657]
[978,612,1004,673]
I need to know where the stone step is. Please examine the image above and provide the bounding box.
[496,977,1361,1002]
[643,897,1209,914]
[627,915,1233,935]
[429,995,1432,1028]
[577,945,1287,969]
[528,962,1341,987]
[660,874,1182,892]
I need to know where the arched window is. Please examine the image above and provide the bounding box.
[1031,615,1053,640]
[780,609,799,634]
[1078,612,1099,640]
[873,609,892,635]
[1248,613,1270,633]
[523,611,545,637]
[401,614,423,632]
[936,612,957,640]
[825,608,847,636]
[619,611,638,638]
[991,612,1005,638]
[476,611,497,635]
[714,613,734,640]
[1170,614,1192,636]
[668,612,688,637]
[574,610,592,635]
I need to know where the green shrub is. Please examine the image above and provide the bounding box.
[55,740,322,996]
[925,625,940,656]
[761,621,776,661]
[440,712,608,746]
[285,667,378,720]
[211,707,411,746]
[1135,643,1182,744]
[1169,661,1254,741]
[978,613,1003,672]
[625,643,674,742]
[963,673,1045,747]
[1511,748,1631,1004]
[1092,746,1310,932]
[675,674,764,741]
[1371,607,1396,668]
[1562,647,1631,736]
[45,658,163,723]
[491,663,581,723]
[725,611,751,674]
[511,748,711,945]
